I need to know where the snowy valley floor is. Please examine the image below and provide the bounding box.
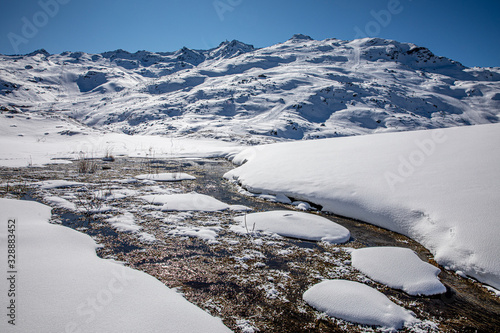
[1,157,499,332]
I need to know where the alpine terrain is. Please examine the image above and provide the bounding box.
[1,34,499,143]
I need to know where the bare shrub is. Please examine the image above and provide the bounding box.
[77,153,98,174]
[102,147,115,162]
[74,186,104,218]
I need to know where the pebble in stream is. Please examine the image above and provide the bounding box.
[1,158,499,332]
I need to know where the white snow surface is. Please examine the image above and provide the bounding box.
[140,192,230,211]
[232,210,350,244]
[43,195,77,211]
[138,231,157,243]
[135,172,196,182]
[0,198,231,332]
[228,204,252,212]
[106,212,141,233]
[225,123,500,289]
[38,179,85,189]
[351,247,446,296]
[0,110,243,167]
[95,188,138,200]
[168,226,221,243]
[303,279,417,330]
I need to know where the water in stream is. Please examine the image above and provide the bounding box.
[1,157,499,332]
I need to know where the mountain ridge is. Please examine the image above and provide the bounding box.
[1,35,499,143]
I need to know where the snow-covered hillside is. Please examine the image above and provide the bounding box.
[1,35,499,143]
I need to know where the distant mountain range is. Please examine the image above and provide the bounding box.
[1,34,499,143]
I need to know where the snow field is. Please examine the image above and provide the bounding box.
[0,110,244,167]
[38,179,86,189]
[20,170,451,320]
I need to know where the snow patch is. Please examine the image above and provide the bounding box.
[135,172,196,182]
[351,247,446,296]
[106,212,141,233]
[43,195,76,211]
[232,210,350,244]
[95,188,138,200]
[140,192,230,212]
[38,180,85,189]
[303,279,417,330]
[168,226,221,243]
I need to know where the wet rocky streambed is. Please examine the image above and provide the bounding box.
[1,157,499,332]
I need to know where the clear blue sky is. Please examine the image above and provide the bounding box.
[0,0,499,67]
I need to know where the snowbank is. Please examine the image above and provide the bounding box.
[303,279,416,330]
[351,247,446,296]
[135,172,196,182]
[140,192,230,211]
[232,210,350,244]
[225,123,500,289]
[0,198,231,332]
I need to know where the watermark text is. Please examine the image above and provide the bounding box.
[7,0,71,54]
[384,130,448,192]
[6,218,17,326]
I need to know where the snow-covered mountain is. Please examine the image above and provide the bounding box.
[1,34,499,143]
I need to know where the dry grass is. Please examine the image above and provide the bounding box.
[77,153,98,173]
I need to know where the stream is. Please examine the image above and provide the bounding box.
[1,157,499,332]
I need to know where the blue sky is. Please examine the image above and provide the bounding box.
[0,0,499,67]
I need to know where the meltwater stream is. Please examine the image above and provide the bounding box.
[2,157,499,332]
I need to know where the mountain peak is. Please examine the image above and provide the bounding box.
[208,40,254,60]
[27,49,50,57]
[289,34,314,41]
[174,47,205,65]
[101,49,132,59]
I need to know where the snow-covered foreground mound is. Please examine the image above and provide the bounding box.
[0,198,231,333]
[303,280,417,330]
[351,247,446,296]
[225,123,500,289]
[232,210,350,244]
